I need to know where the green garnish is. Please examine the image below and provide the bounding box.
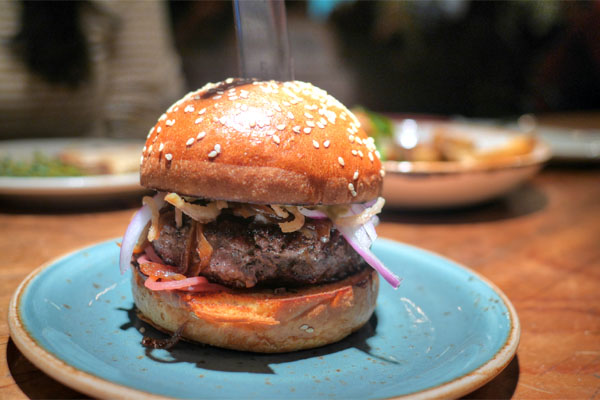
[0,152,85,177]
[353,107,394,161]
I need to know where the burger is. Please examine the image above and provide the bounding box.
[119,79,400,353]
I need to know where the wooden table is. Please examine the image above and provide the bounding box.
[1,165,599,399]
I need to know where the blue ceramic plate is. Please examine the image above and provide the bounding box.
[9,238,519,399]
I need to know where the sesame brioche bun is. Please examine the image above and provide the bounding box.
[140,79,384,205]
[132,265,379,353]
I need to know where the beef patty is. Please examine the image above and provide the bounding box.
[151,211,367,289]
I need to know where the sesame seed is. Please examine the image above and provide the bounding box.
[292,125,301,133]
[148,145,153,153]
[347,127,353,134]
[273,135,280,144]
[225,77,234,83]
[157,126,162,133]
[287,111,294,119]
[368,152,374,162]
[198,108,206,115]
[158,143,165,152]
[303,127,312,134]
[338,157,345,167]
[351,149,357,156]
[213,95,222,100]
[249,121,256,128]
[219,117,227,125]
[147,127,154,138]
[351,190,357,197]
[282,101,290,107]
[353,170,359,180]
[340,112,347,120]
[239,90,249,99]
[214,144,221,153]
[159,113,167,121]
[165,153,173,161]
[349,135,354,143]
[142,145,147,152]
[208,150,218,158]
[348,183,355,191]
[186,138,194,146]
[313,140,319,149]
[355,137,363,145]
[139,155,144,165]
[304,112,313,119]
[194,117,204,124]
[274,104,282,112]
[258,120,265,128]
[323,140,330,148]
[380,169,386,177]
[375,150,382,159]
[184,105,194,113]
[358,150,364,158]
[306,120,315,128]
[197,131,206,140]
[306,327,314,333]
[317,122,324,129]
[228,96,238,101]
[319,117,327,125]
[276,124,286,131]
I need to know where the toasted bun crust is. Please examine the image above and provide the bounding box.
[132,267,379,353]
[140,79,383,205]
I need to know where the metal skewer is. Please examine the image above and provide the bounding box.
[233,0,294,81]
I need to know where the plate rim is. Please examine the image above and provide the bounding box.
[8,238,520,400]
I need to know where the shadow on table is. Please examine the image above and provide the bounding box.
[6,338,89,399]
[381,183,548,225]
[119,305,385,374]
[462,355,520,399]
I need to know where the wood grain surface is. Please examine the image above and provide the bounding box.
[1,163,599,398]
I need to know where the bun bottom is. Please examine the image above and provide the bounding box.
[131,267,379,353]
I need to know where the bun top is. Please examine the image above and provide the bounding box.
[140,79,384,205]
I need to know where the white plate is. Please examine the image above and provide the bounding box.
[382,121,551,209]
[534,125,600,162]
[0,138,146,199]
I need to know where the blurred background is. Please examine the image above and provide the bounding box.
[0,0,599,140]
[172,0,600,120]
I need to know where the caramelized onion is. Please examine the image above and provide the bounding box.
[278,206,305,233]
[164,193,225,223]
[138,259,186,281]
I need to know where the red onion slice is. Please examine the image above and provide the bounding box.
[119,192,166,274]
[299,199,400,288]
[337,225,402,289]
[297,207,328,219]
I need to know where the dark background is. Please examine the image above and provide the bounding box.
[168,0,600,119]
